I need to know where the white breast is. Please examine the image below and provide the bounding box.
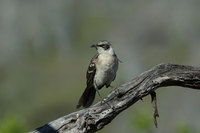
[94,53,118,89]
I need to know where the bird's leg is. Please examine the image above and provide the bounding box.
[109,85,120,96]
[95,88,113,109]
[109,85,115,90]
[150,91,159,128]
[95,89,104,104]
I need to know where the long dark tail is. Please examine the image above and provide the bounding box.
[76,86,96,108]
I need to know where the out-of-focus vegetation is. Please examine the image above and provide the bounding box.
[0,0,200,133]
[0,114,28,133]
[175,122,199,133]
[131,108,153,132]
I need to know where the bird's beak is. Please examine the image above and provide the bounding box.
[90,44,97,48]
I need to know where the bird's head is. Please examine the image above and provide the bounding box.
[91,40,114,55]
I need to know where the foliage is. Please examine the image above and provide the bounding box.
[0,115,27,133]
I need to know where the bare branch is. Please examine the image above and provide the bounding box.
[150,91,159,128]
[29,63,200,133]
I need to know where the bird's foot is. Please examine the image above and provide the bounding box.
[100,99,115,111]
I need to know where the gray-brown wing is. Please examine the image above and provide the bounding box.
[112,54,119,81]
[86,54,98,87]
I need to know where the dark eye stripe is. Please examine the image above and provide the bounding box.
[98,44,104,47]
[97,44,109,50]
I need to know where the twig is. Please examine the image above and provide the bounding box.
[151,91,159,128]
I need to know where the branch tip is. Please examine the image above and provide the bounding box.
[150,91,159,128]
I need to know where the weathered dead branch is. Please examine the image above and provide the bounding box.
[29,63,200,133]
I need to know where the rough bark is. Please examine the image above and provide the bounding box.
[29,63,200,133]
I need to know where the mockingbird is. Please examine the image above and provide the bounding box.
[77,40,119,108]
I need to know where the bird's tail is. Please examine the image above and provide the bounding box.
[76,86,96,108]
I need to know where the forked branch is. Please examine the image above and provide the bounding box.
[29,63,200,133]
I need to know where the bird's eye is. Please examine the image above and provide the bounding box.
[103,45,109,50]
[98,44,109,50]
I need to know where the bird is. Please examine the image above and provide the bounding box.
[76,40,119,108]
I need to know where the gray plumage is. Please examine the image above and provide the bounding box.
[77,40,119,108]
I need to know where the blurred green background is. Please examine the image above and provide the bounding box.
[0,0,200,133]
